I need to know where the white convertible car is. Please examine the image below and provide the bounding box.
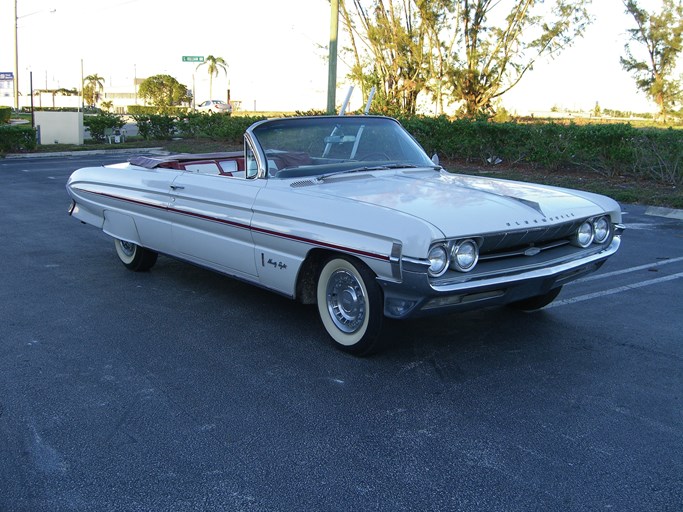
[67,115,623,354]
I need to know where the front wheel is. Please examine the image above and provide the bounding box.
[114,238,158,272]
[508,286,563,311]
[316,256,383,355]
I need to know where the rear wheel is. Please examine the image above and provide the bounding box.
[508,286,563,311]
[114,238,158,272]
[316,256,383,355]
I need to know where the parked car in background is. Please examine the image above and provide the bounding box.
[196,100,232,114]
[66,115,624,354]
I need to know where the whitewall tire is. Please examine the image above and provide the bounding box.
[114,238,158,272]
[316,256,383,355]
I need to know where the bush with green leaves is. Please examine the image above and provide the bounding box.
[397,116,683,186]
[83,112,125,143]
[132,114,178,140]
[128,105,188,115]
[0,125,37,153]
[632,128,683,186]
[176,113,266,143]
[0,106,11,124]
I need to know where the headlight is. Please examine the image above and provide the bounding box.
[427,245,449,277]
[572,221,594,248]
[450,239,479,272]
[593,216,611,244]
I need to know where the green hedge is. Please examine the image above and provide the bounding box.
[0,125,37,153]
[0,106,11,124]
[398,116,683,186]
[48,110,679,187]
[131,114,178,140]
[130,112,266,143]
[83,112,126,143]
[176,113,265,142]
[127,105,189,115]
[127,105,159,115]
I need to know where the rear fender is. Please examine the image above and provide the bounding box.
[103,210,141,245]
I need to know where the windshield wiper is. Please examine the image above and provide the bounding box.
[315,163,419,182]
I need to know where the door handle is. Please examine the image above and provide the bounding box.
[170,185,185,190]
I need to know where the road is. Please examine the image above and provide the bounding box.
[1,153,682,511]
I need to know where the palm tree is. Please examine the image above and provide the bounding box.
[196,55,228,99]
[84,74,105,106]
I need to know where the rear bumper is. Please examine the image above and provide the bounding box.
[380,235,621,319]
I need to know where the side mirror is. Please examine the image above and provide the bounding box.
[431,153,440,166]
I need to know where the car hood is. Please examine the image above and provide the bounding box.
[301,169,616,237]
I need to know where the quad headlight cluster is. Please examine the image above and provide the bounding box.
[427,238,480,277]
[427,216,613,278]
[571,215,612,248]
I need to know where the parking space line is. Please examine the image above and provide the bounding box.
[570,256,683,284]
[547,272,683,309]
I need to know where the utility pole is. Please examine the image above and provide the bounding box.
[326,0,339,114]
[80,59,84,111]
[13,0,19,110]
[12,4,56,110]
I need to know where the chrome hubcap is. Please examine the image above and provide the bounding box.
[326,269,366,333]
[119,241,135,257]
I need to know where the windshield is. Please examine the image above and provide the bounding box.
[250,116,434,178]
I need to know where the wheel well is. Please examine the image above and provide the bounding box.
[295,249,331,305]
[295,249,383,305]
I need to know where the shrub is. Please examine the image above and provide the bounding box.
[83,112,125,143]
[0,106,11,124]
[127,105,188,115]
[176,112,228,139]
[0,125,37,152]
[633,128,683,186]
[176,113,266,144]
[132,114,177,140]
[127,105,158,115]
[397,116,683,186]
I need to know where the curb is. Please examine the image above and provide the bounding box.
[645,206,683,221]
[3,147,169,159]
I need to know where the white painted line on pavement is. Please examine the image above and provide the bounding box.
[570,256,683,285]
[548,271,683,309]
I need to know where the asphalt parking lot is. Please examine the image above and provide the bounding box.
[1,153,682,511]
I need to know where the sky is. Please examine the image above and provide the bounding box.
[0,0,666,114]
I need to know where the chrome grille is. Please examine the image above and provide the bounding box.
[479,220,584,255]
[432,218,613,285]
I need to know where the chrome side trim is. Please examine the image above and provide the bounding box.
[390,242,403,281]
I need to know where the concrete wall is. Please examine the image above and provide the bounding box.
[34,111,84,145]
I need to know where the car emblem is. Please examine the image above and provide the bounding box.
[524,247,541,256]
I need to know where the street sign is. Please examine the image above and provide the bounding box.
[0,72,14,81]
[182,56,204,63]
